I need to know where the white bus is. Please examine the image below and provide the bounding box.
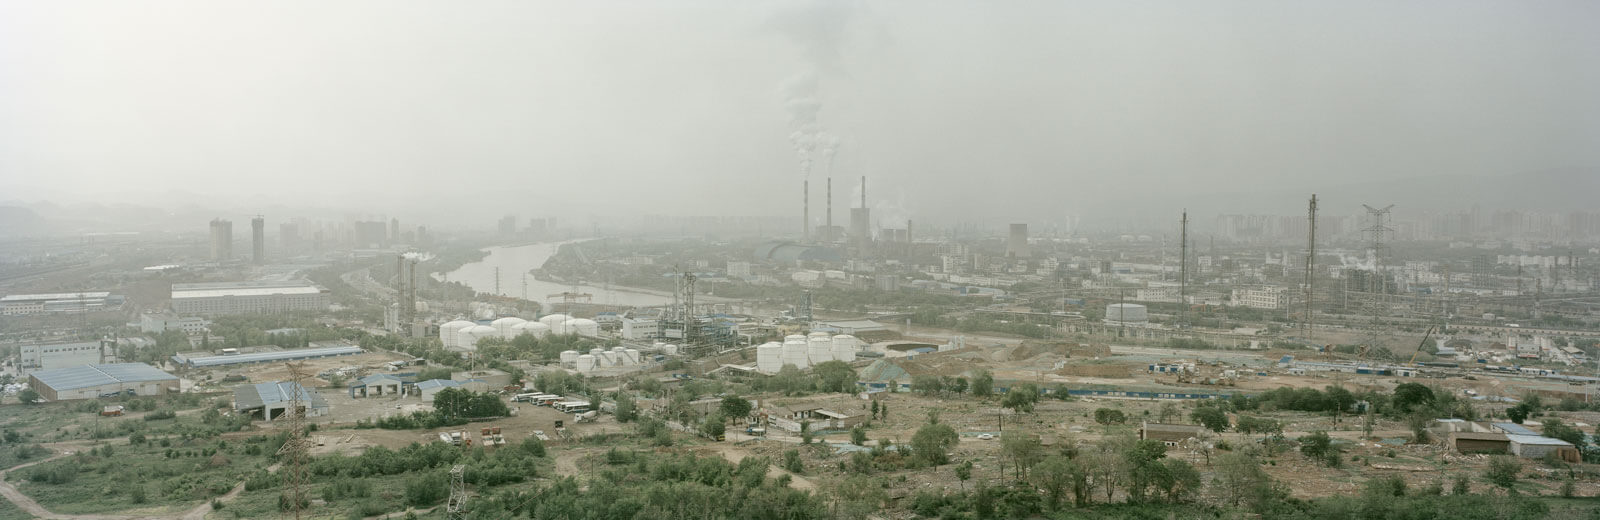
[512,393,545,403]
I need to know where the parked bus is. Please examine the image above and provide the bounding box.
[512,393,543,403]
[553,401,591,413]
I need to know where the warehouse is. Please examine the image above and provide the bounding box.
[16,340,116,374]
[171,344,363,368]
[1,291,116,315]
[170,280,329,316]
[234,381,329,421]
[27,363,179,401]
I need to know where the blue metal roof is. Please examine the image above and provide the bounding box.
[234,381,326,411]
[416,379,462,391]
[174,345,363,367]
[1493,422,1538,436]
[30,363,177,391]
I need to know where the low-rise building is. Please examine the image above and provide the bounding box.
[17,340,116,374]
[349,374,404,397]
[1230,286,1290,310]
[28,363,179,401]
[1448,432,1510,454]
[1138,422,1207,446]
[1,292,115,315]
[170,280,329,316]
[1506,434,1579,462]
[138,312,211,334]
[234,381,329,421]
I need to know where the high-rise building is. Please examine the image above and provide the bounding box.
[251,216,265,264]
[1007,223,1030,259]
[498,215,518,236]
[279,222,300,253]
[209,219,233,261]
[389,218,400,244]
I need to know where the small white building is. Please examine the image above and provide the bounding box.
[621,317,660,340]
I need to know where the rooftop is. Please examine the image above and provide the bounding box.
[1505,434,1574,447]
[30,363,177,391]
[1492,422,1539,436]
[234,381,328,411]
[173,345,362,367]
[1142,423,1208,434]
[1450,432,1509,442]
[2,292,111,302]
[171,281,325,299]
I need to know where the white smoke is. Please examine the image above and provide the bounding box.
[773,3,855,179]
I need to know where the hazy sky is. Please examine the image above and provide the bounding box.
[2,1,1597,227]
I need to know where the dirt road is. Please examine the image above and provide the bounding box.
[0,443,270,520]
[708,444,816,491]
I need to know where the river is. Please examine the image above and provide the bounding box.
[433,241,677,307]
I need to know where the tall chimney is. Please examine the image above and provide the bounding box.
[826,177,833,242]
[860,176,866,208]
[907,219,913,244]
[803,179,809,242]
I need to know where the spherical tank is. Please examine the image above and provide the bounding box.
[575,354,595,374]
[440,320,474,348]
[756,342,784,374]
[831,335,857,363]
[560,350,580,366]
[567,318,600,337]
[539,314,573,328]
[807,335,833,364]
[782,338,810,370]
[491,317,527,339]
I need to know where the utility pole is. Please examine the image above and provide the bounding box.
[1180,210,1188,317]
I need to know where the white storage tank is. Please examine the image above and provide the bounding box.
[1105,303,1149,324]
[567,318,600,337]
[782,337,810,370]
[831,335,857,363]
[756,342,784,374]
[458,325,497,350]
[599,351,618,367]
[559,350,580,366]
[663,344,678,356]
[539,314,573,328]
[440,320,474,348]
[549,319,576,335]
[575,354,596,374]
[807,334,833,365]
[513,321,551,338]
[491,317,527,339]
[624,348,640,364]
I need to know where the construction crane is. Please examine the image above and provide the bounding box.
[1408,326,1437,365]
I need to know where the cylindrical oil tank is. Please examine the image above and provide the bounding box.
[539,314,573,328]
[599,351,618,367]
[440,320,473,348]
[548,319,575,335]
[663,344,678,356]
[756,342,784,374]
[514,321,552,338]
[808,335,833,365]
[624,348,640,364]
[831,335,857,363]
[567,318,600,337]
[782,337,810,370]
[559,350,580,366]
[491,317,527,339]
[459,325,497,350]
[575,354,595,374]
[1104,303,1148,323]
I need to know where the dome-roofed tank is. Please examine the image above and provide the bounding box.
[560,350,580,366]
[831,335,857,363]
[782,337,810,370]
[549,319,576,335]
[807,334,833,365]
[458,325,497,350]
[756,342,784,374]
[567,318,600,337]
[513,321,551,338]
[539,314,573,327]
[440,320,474,348]
[491,317,527,339]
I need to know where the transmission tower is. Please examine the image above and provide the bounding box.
[446,464,467,520]
[1179,210,1188,312]
[276,362,312,520]
[396,254,418,337]
[1302,195,1318,342]
[1362,204,1394,354]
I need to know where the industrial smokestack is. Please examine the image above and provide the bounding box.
[826,177,833,242]
[803,179,809,242]
[860,176,866,208]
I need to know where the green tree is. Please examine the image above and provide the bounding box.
[970,369,994,397]
[811,360,857,393]
[17,389,39,405]
[1002,431,1043,480]
[949,377,968,395]
[1506,403,1531,424]
[1093,408,1127,425]
[1540,418,1584,449]
[954,460,973,492]
[1156,402,1179,423]
[911,375,944,396]
[910,422,959,466]
[1032,455,1083,510]
[1485,455,1520,490]
[1160,458,1202,502]
[720,395,752,420]
[1452,473,1471,495]
[870,400,880,419]
[850,425,867,446]
[614,393,638,423]
[1192,406,1228,432]
[1001,384,1039,413]
[1299,431,1340,466]
[1392,383,1435,412]
[702,412,726,439]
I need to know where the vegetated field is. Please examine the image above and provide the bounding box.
[2,427,273,516]
[0,493,29,520]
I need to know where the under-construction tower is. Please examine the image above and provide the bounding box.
[1302,195,1318,341]
[396,254,418,337]
[1179,211,1188,307]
